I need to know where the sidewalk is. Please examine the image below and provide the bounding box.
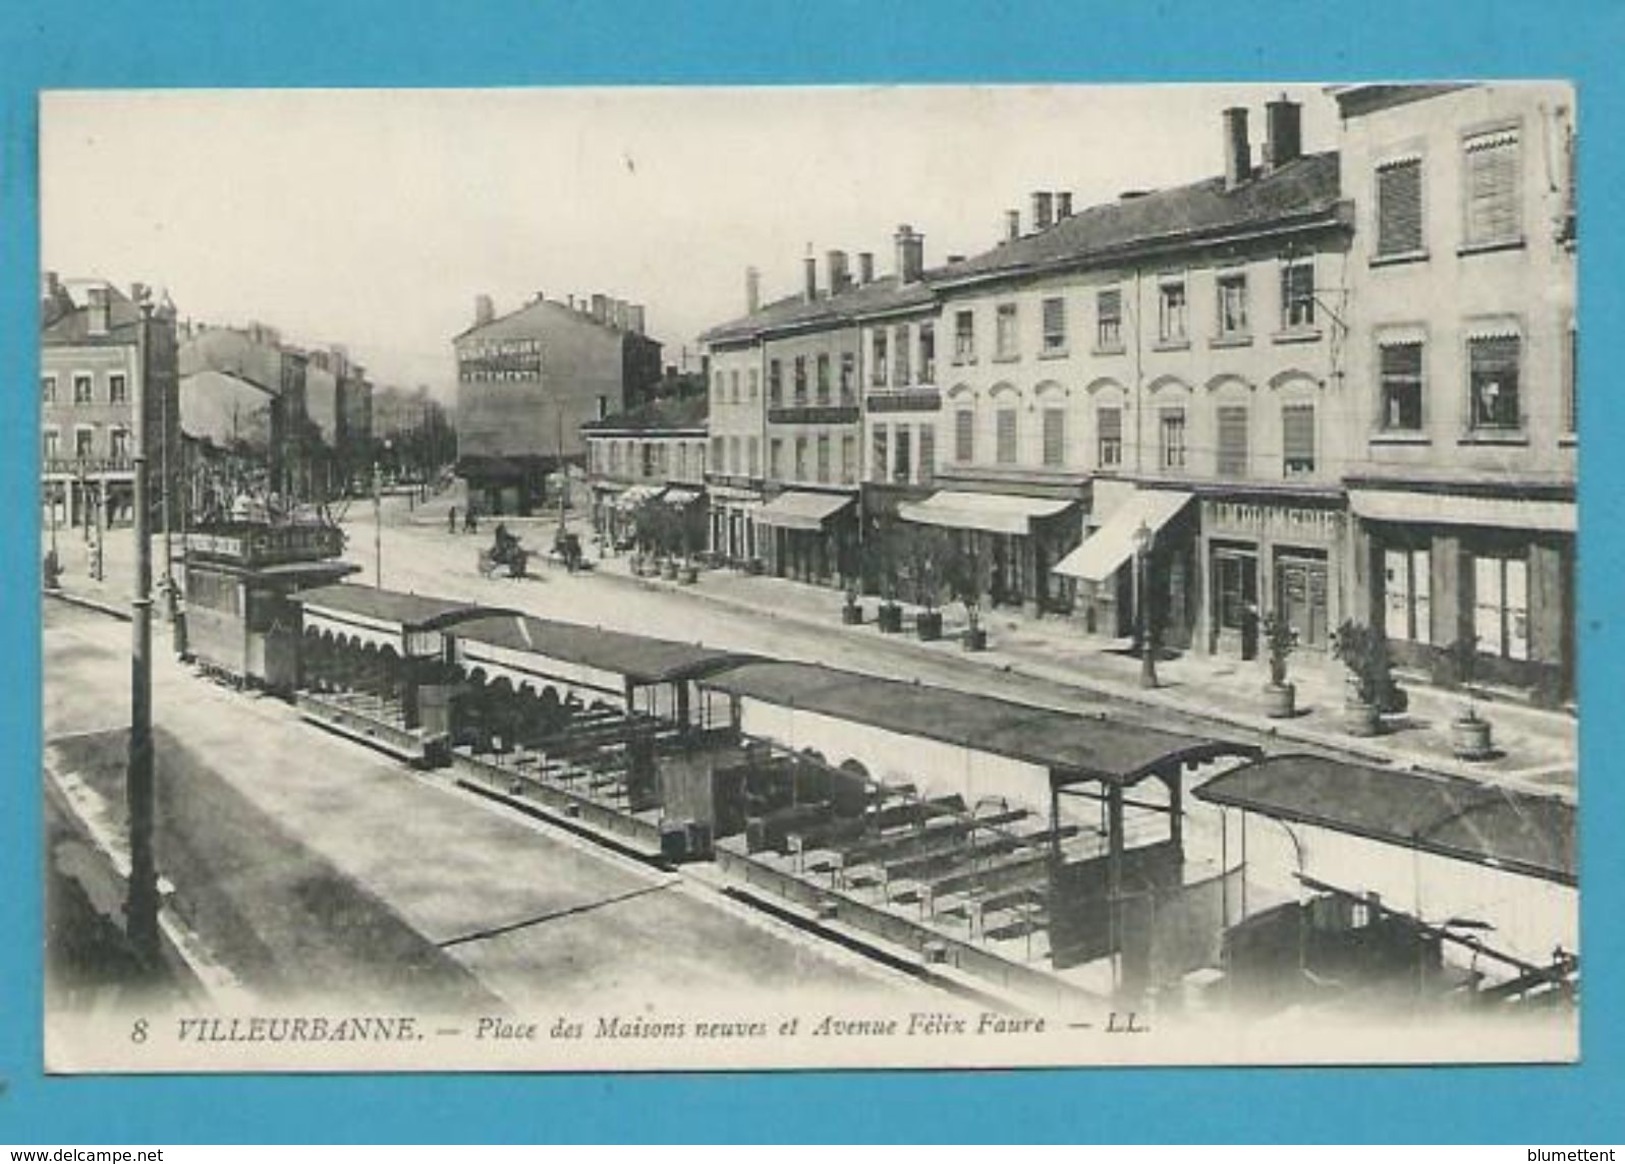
[587,550,1577,798]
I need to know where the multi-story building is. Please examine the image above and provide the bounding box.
[339,364,374,491]
[40,274,181,533]
[582,392,709,549]
[454,290,662,517]
[178,321,307,498]
[1334,83,1576,704]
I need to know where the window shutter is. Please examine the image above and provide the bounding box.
[918,424,935,484]
[1282,404,1315,466]
[1376,158,1423,255]
[1465,131,1520,244]
[955,409,974,461]
[1043,298,1066,348]
[996,409,1018,464]
[1217,406,1249,477]
[1042,407,1066,467]
[1098,407,1122,442]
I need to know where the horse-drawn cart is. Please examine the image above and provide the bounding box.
[477,524,529,579]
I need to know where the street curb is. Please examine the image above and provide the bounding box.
[591,565,1573,800]
[46,587,132,623]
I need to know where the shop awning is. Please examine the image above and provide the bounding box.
[659,485,705,507]
[1349,489,1575,534]
[754,490,855,531]
[1051,489,1194,583]
[613,484,664,511]
[897,491,1075,536]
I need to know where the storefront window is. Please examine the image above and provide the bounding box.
[1384,547,1431,644]
[1475,552,1529,661]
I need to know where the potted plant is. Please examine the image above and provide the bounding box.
[841,577,864,625]
[677,509,699,584]
[871,518,904,634]
[947,536,989,651]
[1260,611,1298,719]
[1331,619,1389,737]
[1447,636,1494,760]
[909,527,945,642]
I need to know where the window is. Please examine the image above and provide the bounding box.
[747,436,760,478]
[918,324,935,383]
[793,357,808,405]
[917,424,935,485]
[872,426,889,482]
[893,325,911,385]
[953,311,976,363]
[816,354,831,404]
[730,370,741,404]
[43,429,59,460]
[728,437,741,477]
[713,371,723,402]
[1376,157,1424,257]
[1463,128,1521,248]
[840,353,855,402]
[893,426,912,484]
[954,409,974,462]
[1042,297,1067,353]
[768,360,783,405]
[1384,547,1431,644]
[1380,341,1425,431]
[1160,409,1187,470]
[1158,280,1187,343]
[995,407,1018,464]
[1042,407,1066,468]
[75,427,95,458]
[1469,334,1521,430]
[1563,325,1577,434]
[995,304,1018,359]
[748,369,759,400]
[794,437,809,481]
[676,445,687,479]
[42,375,57,404]
[74,374,93,404]
[1282,404,1316,476]
[1217,405,1249,477]
[1281,262,1315,329]
[816,434,831,483]
[1474,552,1529,661]
[840,434,857,484]
[1216,273,1249,338]
[1097,407,1123,468]
[769,438,784,480]
[1097,289,1123,350]
[871,332,889,386]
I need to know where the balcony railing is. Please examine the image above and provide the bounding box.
[767,405,861,426]
[44,456,135,476]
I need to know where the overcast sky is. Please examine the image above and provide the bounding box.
[41,84,1339,399]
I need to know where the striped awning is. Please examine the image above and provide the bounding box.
[1051,490,1194,583]
[897,491,1075,536]
[1349,489,1574,534]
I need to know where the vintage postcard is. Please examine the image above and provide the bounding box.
[39,83,1578,1073]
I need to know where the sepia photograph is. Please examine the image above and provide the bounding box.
[37,82,1579,1074]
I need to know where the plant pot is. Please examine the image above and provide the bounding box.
[963,625,988,652]
[877,603,903,634]
[745,559,765,575]
[1343,697,1382,737]
[661,561,679,581]
[915,610,943,642]
[1451,714,1493,760]
[1262,681,1296,720]
[680,565,698,584]
[841,602,864,625]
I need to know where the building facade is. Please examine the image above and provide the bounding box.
[1334,83,1577,704]
[454,291,662,517]
[41,275,181,534]
[583,393,709,551]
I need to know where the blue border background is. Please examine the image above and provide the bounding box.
[3,0,1621,1144]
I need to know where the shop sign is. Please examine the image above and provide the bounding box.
[1205,500,1343,543]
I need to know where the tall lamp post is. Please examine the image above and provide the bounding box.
[373,438,391,589]
[125,298,159,965]
[1133,519,1158,689]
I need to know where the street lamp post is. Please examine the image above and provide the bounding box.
[1133,519,1158,689]
[125,299,160,966]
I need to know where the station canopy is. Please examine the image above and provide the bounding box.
[897,491,1074,537]
[700,659,1257,785]
[455,613,755,686]
[1052,489,1194,583]
[1195,753,1576,885]
[293,583,507,633]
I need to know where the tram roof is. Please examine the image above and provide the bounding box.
[1195,753,1576,885]
[698,660,1257,785]
[293,583,511,632]
[455,613,755,685]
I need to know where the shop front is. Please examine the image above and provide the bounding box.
[897,488,1082,617]
[1349,486,1575,706]
[755,488,857,586]
[708,484,764,568]
[1053,487,1197,649]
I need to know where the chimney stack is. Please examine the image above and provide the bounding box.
[893,225,924,285]
[629,304,647,336]
[803,255,818,303]
[1031,191,1054,232]
[86,286,110,337]
[1264,95,1303,172]
[1004,209,1021,243]
[745,266,761,314]
[591,293,608,323]
[129,282,149,306]
[1055,191,1073,220]
[474,294,495,327]
[947,254,965,265]
[1223,106,1251,191]
[826,249,850,295]
[857,252,875,285]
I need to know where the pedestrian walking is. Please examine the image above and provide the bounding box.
[465,505,479,534]
[448,505,458,534]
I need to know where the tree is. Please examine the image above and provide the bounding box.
[945,534,990,636]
